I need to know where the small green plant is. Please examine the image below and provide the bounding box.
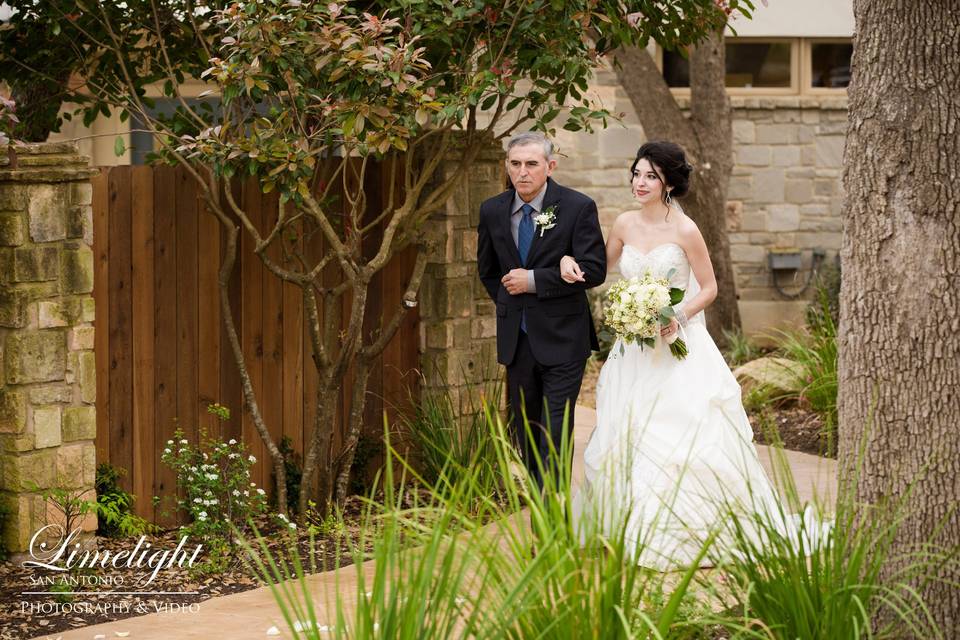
[38,485,96,535]
[95,463,153,538]
[48,580,75,604]
[715,449,951,639]
[769,286,838,453]
[403,380,505,509]
[160,407,268,572]
[742,380,783,414]
[306,503,347,538]
[805,258,841,335]
[721,327,762,367]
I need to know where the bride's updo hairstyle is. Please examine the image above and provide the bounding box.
[630,141,693,203]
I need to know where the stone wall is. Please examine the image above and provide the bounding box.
[420,141,505,417]
[0,142,98,553]
[724,96,846,332]
[551,63,847,335]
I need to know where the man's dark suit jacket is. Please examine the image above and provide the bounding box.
[477,178,607,367]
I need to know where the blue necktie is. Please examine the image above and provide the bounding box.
[517,203,534,332]
[518,203,534,265]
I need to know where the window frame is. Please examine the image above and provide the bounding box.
[659,37,800,96]
[802,37,853,95]
[658,37,853,96]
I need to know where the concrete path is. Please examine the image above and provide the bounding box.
[38,406,837,640]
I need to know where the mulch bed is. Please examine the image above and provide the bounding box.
[0,497,376,640]
[748,404,834,459]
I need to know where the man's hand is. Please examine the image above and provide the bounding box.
[501,268,529,295]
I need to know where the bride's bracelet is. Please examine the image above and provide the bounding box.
[673,305,688,327]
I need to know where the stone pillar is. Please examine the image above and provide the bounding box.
[0,142,98,553]
[420,140,505,417]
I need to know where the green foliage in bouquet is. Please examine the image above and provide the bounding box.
[603,270,688,360]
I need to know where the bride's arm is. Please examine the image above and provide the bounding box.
[561,214,626,283]
[677,219,718,319]
[605,216,626,270]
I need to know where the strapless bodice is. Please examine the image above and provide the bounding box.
[619,243,690,289]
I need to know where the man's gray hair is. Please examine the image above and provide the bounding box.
[506,131,554,160]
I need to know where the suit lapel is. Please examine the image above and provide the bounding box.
[496,191,522,266]
[524,178,560,266]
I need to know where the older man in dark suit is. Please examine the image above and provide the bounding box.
[477,132,607,488]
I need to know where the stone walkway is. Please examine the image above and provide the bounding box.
[37,406,837,640]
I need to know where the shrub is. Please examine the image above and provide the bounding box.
[160,412,268,571]
[770,285,838,453]
[715,451,951,639]
[271,436,302,515]
[721,327,762,367]
[402,381,505,508]
[95,463,153,538]
[806,257,841,335]
[348,433,383,497]
[38,485,96,536]
[245,411,722,640]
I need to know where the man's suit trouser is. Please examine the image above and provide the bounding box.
[506,331,587,490]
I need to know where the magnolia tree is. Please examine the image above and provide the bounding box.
[3,0,752,515]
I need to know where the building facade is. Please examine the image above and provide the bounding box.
[552,0,853,334]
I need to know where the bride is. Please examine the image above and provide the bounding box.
[561,141,797,570]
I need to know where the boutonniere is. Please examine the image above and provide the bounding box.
[534,205,558,237]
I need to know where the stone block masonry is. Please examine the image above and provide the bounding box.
[551,60,846,335]
[419,138,505,422]
[0,142,99,553]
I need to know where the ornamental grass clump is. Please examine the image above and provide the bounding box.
[713,444,952,640]
[244,407,724,639]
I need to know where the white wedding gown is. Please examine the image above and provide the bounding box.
[575,243,805,570]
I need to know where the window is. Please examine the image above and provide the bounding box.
[725,41,792,88]
[662,39,795,91]
[808,41,852,89]
[661,38,851,95]
[130,97,222,165]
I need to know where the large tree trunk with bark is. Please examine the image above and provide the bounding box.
[612,31,741,344]
[839,1,960,634]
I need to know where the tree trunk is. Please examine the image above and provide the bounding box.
[216,216,288,516]
[839,0,960,634]
[298,389,337,516]
[333,359,372,504]
[612,31,742,344]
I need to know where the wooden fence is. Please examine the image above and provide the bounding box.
[92,165,420,522]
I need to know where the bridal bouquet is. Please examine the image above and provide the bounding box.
[603,271,688,360]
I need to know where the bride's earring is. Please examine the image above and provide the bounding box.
[665,190,673,207]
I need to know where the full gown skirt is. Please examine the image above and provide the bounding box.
[575,243,814,570]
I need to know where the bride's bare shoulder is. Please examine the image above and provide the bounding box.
[675,211,707,247]
[613,210,640,228]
